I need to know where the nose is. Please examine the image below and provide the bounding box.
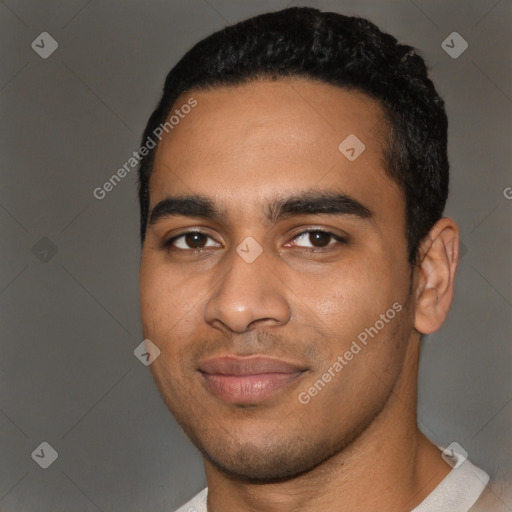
[203,244,291,333]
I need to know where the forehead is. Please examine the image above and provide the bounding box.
[149,79,401,222]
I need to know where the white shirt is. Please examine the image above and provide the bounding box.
[174,451,489,512]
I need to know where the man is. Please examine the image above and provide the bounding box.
[137,7,497,511]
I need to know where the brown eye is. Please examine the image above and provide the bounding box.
[308,231,332,247]
[291,230,346,249]
[184,233,208,248]
[164,231,221,251]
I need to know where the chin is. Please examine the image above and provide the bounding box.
[198,433,346,484]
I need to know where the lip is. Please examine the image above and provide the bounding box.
[198,356,308,404]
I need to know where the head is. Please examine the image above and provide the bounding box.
[138,7,459,483]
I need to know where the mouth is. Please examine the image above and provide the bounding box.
[197,356,308,404]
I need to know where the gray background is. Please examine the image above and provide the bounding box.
[0,0,511,510]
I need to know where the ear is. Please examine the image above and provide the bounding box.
[414,217,460,335]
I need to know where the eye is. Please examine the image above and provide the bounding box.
[164,231,221,251]
[163,228,346,253]
[289,229,347,250]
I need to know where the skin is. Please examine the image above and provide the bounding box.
[139,78,460,512]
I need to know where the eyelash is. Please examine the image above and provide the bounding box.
[162,228,348,254]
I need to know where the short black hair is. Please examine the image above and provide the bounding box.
[137,6,449,265]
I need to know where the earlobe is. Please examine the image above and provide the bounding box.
[414,217,460,335]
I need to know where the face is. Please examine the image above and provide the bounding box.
[139,79,416,482]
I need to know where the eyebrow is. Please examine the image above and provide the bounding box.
[148,190,373,226]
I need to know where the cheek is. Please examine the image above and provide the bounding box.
[294,258,387,328]
[140,259,197,398]
[139,256,199,343]
[294,253,408,367]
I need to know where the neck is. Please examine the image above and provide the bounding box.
[203,338,451,512]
